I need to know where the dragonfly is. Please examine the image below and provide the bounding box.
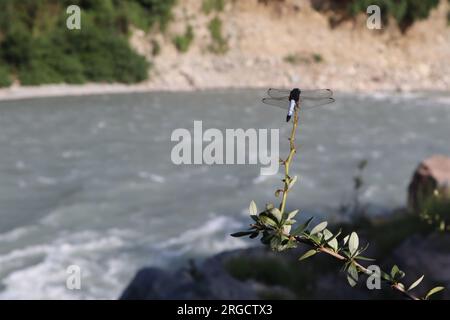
[262,88,335,122]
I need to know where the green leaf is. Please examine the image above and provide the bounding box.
[347,263,359,287]
[249,200,257,216]
[381,270,392,281]
[260,231,273,245]
[270,236,281,250]
[288,175,298,189]
[291,217,314,236]
[408,275,424,291]
[355,255,375,262]
[348,232,359,256]
[343,235,349,246]
[324,229,341,251]
[230,231,254,237]
[270,208,282,223]
[328,238,338,252]
[249,232,259,239]
[282,224,291,234]
[391,265,400,279]
[322,229,333,240]
[260,215,278,228]
[287,209,299,221]
[425,286,445,300]
[308,234,322,245]
[310,221,328,235]
[299,249,317,261]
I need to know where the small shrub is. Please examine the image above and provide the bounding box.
[132,0,176,31]
[347,0,440,31]
[173,25,194,53]
[0,0,172,86]
[208,16,228,54]
[420,190,450,232]
[283,53,323,65]
[283,54,303,65]
[312,53,324,63]
[151,39,161,56]
[202,0,225,14]
[0,64,12,87]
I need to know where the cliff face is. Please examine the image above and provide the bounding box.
[131,0,450,92]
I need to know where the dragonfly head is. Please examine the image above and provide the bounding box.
[289,88,300,103]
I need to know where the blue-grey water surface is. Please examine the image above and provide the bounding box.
[0,89,449,299]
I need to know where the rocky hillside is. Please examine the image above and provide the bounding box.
[132,0,450,92]
[1,0,449,93]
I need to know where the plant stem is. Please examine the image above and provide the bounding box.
[279,104,299,214]
[295,237,420,300]
[280,109,421,300]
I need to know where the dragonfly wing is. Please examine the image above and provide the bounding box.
[300,97,335,110]
[267,88,291,99]
[299,89,333,99]
[262,97,290,110]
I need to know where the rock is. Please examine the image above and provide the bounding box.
[120,250,262,300]
[391,233,450,299]
[408,155,450,212]
[120,230,450,300]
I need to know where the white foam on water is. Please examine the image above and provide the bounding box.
[0,216,250,300]
[36,176,58,185]
[0,228,138,300]
[138,171,166,183]
[0,226,34,243]
[155,215,249,258]
[252,174,272,184]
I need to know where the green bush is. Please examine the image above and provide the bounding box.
[202,0,225,14]
[420,191,450,232]
[134,0,176,31]
[0,0,174,86]
[0,64,12,87]
[151,39,161,56]
[173,25,194,53]
[348,0,440,30]
[208,16,228,54]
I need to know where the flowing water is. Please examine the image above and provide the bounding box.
[0,89,449,299]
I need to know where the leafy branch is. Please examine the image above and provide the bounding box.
[232,103,444,300]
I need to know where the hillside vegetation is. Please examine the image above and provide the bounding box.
[0,0,175,87]
[0,0,447,88]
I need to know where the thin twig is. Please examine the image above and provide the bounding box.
[279,104,298,214]
[282,103,420,301]
[295,236,420,300]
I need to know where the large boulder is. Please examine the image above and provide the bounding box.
[408,155,450,212]
[120,249,263,300]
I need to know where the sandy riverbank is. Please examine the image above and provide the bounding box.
[0,83,160,102]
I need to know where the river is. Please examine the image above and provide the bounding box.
[0,89,449,299]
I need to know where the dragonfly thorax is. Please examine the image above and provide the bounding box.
[289,88,301,103]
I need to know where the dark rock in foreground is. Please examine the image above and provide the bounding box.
[120,249,261,300]
[120,231,449,300]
